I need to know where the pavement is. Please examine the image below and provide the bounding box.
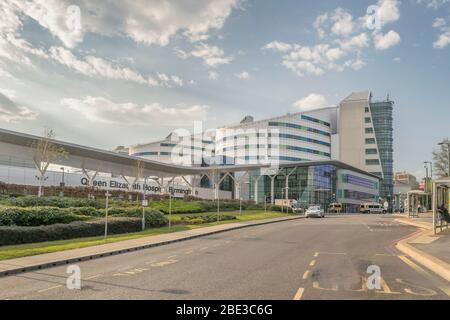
[0,214,449,300]
[0,215,302,277]
[393,212,450,282]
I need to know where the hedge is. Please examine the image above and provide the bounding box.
[109,209,168,228]
[0,218,143,246]
[0,207,89,227]
[178,214,236,225]
[0,196,103,209]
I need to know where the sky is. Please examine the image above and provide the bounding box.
[0,0,449,180]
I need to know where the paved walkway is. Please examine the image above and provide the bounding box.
[0,215,302,277]
[394,212,450,282]
[412,229,450,265]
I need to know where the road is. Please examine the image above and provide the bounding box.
[0,214,449,300]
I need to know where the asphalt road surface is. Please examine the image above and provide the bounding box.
[1,214,449,300]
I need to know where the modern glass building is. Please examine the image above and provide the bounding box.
[127,91,392,209]
[369,98,394,205]
[249,161,381,213]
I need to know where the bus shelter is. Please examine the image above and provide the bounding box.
[406,190,429,218]
[432,178,450,234]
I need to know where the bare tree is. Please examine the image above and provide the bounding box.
[31,129,68,197]
[433,138,450,178]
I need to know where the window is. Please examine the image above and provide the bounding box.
[365,149,378,155]
[268,122,330,137]
[365,138,376,144]
[365,107,370,113]
[365,128,374,134]
[366,159,380,165]
[160,143,176,147]
[365,117,372,123]
[301,115,331,127]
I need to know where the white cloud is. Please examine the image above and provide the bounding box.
[434,30,450,48]
[432,17,450,49]
[7,0,243,48]
[417,0,450,9]
[190,43,232,68]
[275,43,359,76]
[393,57,401,62]
[11,0,84,48]
[377,0,401,26]
[61,96,209,126]
[374,30,401,50]
[338,33,369,50]
[0,92,38,123]
[49,46,186,87]
[235,71,250,80]
[293,93,328,111]
[208,71,219,80]
[313,13,329,38]
[263,41,292,52]
[331,8,355,36]
[433,17,447,28]
[325,47,345,61]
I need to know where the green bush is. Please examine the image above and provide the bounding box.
[0,196,103,209]
[149,200,205,214]
[0,207,89,227]
[179,214,236,225]
[107,208,168,228]
[69,207,103,217]
[0,218,142,246]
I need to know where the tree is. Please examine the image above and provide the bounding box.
[31,129,68,197]
[433,138,450,178]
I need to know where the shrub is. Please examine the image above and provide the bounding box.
[0,218,142,246]
[178,214,236,225]
[0,207,89,227]
[108,209,168,228]
[69,207,103,217]
[0,196,103,209]
[150,200,205,214]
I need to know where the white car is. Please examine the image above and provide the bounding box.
[305,205,325,218]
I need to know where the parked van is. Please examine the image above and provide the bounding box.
[328,203,343,213]
[359,203,387,214]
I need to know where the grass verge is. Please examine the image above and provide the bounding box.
[0,211,291,261]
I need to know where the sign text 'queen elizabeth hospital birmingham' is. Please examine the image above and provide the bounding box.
[80,177,192,197]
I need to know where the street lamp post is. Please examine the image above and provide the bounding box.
[438,141,450,177]
[169,180,173,231]
[424,164,429,210]
[60,167,65,197]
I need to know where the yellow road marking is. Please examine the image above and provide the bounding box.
[316,252,346,256]
[149,260,178,267]
[309,260,316,267]
[396,278,437,296]
[375,253,397,257]
[348,276,368,292]
[398,255,450,297]
[199,247,208,251]
[314,252,319,257]
[302,270,311,280]
[184,250,193,255]
[376,277,401,295]
[313,281,338,291]
[38,285,62,293]
[84,274,102,280]
[167,255,177,259]
[293,288,305,300]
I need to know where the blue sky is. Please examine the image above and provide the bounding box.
[0,0,449,179]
